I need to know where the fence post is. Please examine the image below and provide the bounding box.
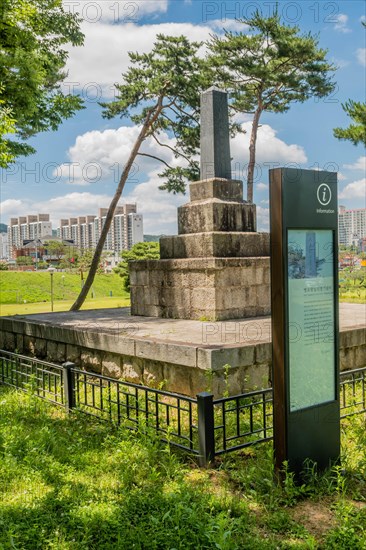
[62,362,75,413]
[197,392,215,467]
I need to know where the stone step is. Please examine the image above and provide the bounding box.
[178,199,256,234]
[160,231,270,259]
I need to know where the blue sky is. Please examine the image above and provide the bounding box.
[1,0,365,234]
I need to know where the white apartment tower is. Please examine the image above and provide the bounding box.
[57,204,144,252]
[339,206,366,247]
[0,233,9,260]
[8,214,52,259]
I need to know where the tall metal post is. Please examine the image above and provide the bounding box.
[62,362,75,413]
[197,392,215,467]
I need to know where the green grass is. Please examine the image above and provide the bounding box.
[0,271,130,316]
[0,296,131,316]
[0,387,365,549]
[0,272,127,304]
[339,287,366,304]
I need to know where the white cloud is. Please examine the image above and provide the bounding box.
[124,170,186,233]
[56,125,178,185]
[231,122,307,180]
[256,206,269,231]
[256,182,268,191]
[208,19,248,33]
[64,21,212,97]
[338,172,347,181]
[0,199,25,221]
[62,1,168,24]
[356,48,366,66]
[339,178,366,199]
[344,156,366,171]
[57,120,307,186]
[0,182,184,234]
[333,14,351,33]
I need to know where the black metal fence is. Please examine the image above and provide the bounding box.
[0,349,365,465]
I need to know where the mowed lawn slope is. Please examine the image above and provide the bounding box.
[0,272,127,304]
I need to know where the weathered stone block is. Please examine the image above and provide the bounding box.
[178,200,256,234]
[3,331,15,351]
[189,178,243,202]
[160,232,270,260]
[47,341,65,363]
[23,335,35,355]
[242,363,271,391]
[66,344,81,365]
[191,288,216,310]
[102,353,122,378]
[15,334,24,354]
[164,362,192,395]
[355,345,366,368]
[119,358,141,383]
[32,338,46,358]
[255,343,272,364]
[136,340,196,367]
[81,350,102,374]
[142,360,164,387]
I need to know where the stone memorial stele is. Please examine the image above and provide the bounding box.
[130,87,271,320]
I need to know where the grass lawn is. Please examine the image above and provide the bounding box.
[0,272,127,304]
[0,271,130,316]
[0,387,365,549]
[0,296,130,316]
[339,288,366,304]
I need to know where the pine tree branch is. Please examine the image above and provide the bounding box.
[136,152,173,169]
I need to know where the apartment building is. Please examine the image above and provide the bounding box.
[8,214,52,259]
[339,206,366,247]
[0,233,9,260]
[57,204,144,252]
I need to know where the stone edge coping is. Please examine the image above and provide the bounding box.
[1,315,364,372]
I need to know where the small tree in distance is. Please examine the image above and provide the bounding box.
[114,242,160,291]
[44,240,68,263]
[16,255,33,266]
[208,9,337,202]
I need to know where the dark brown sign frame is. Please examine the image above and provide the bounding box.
[270,167,340,476]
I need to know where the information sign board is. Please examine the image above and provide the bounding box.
[270,168,340,476]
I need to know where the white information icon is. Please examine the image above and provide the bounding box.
[317,183,332,206]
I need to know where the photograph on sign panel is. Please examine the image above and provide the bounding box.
[287,229,335,412]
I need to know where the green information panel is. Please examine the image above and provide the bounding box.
[287,229,336,411]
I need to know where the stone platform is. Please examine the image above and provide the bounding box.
[0,303,364,397]
[130,256,270,320]
[130,177,271,321]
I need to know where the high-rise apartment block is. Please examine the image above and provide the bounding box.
[57,204,143,252]
[8,214,52,259]
[339,206,366,247]
[0,233,9,260]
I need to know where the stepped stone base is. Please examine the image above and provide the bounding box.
[130,257,271,321]
[160,232,270,259]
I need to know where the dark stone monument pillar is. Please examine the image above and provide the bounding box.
[200,87,232,181]
[130,87,270,321]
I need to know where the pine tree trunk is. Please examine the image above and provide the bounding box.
[247,107,262,203]
[69,100,164,311]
